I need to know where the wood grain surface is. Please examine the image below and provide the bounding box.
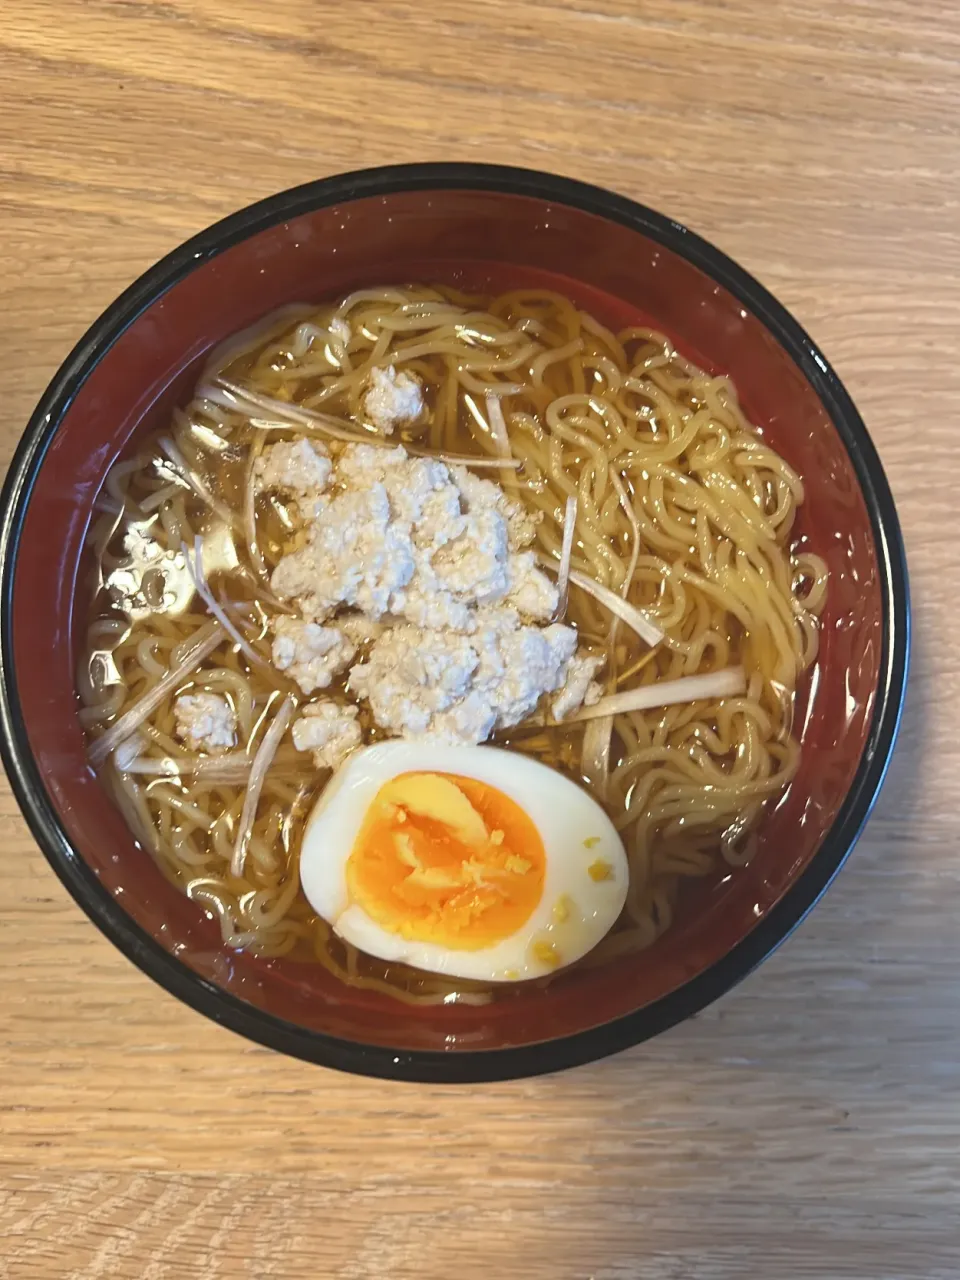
[1,1,957,1276]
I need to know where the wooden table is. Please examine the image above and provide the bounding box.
[1,2,956,1275]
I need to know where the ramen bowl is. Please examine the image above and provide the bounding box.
[0,164,909,1082]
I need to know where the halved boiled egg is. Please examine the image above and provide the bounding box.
[299,741,628,982]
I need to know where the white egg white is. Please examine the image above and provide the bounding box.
[298,741,628,982]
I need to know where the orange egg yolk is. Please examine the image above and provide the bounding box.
[345,772,546,950]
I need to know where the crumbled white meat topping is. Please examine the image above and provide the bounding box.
[504,550,559,621]
[338,614,385,648]
[173,692,236,752]
[551,654,605,720]
[291,702,361,770]
[271,618,355,695]
[271,482,416,621]
[348,610,596,744]
[254,438,332,499]
[450,465,540,549]
[429,505,508,602]
[264,441,602,748]
[269,444,557,632]
[336,446,454,532]
[362,365,424,434]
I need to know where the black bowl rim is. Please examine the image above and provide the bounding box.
[0,162,910,1083]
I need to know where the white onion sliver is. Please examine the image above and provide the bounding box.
[214,378,378,444]
[485,393,513,463]
[609,470,642,639]
[538,557,664,648]
[120,749,307,785]
[157,436,238,528]
[568,667,747,723]
[243,437,269,582]
[181,537,269,672]
[567,569,664,647]
[408,447,521,470]
[580,716,613,796]
[231,696,296,878]
[552,495,578,623]
[88,623,225,769]
[118,750,250,781]
[217,378,524,469]
[197,752,253,782]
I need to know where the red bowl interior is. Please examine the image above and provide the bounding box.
[11,187,882,1053]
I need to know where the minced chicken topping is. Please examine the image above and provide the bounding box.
[254,437,332,500]
[290,701,362,771]
[349,619,603,744]
[271,617,356,695]
[173,691,237,752]
[256,436,604,760]
[362,364,424,433]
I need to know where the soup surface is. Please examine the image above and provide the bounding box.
[79,285,827,1005]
